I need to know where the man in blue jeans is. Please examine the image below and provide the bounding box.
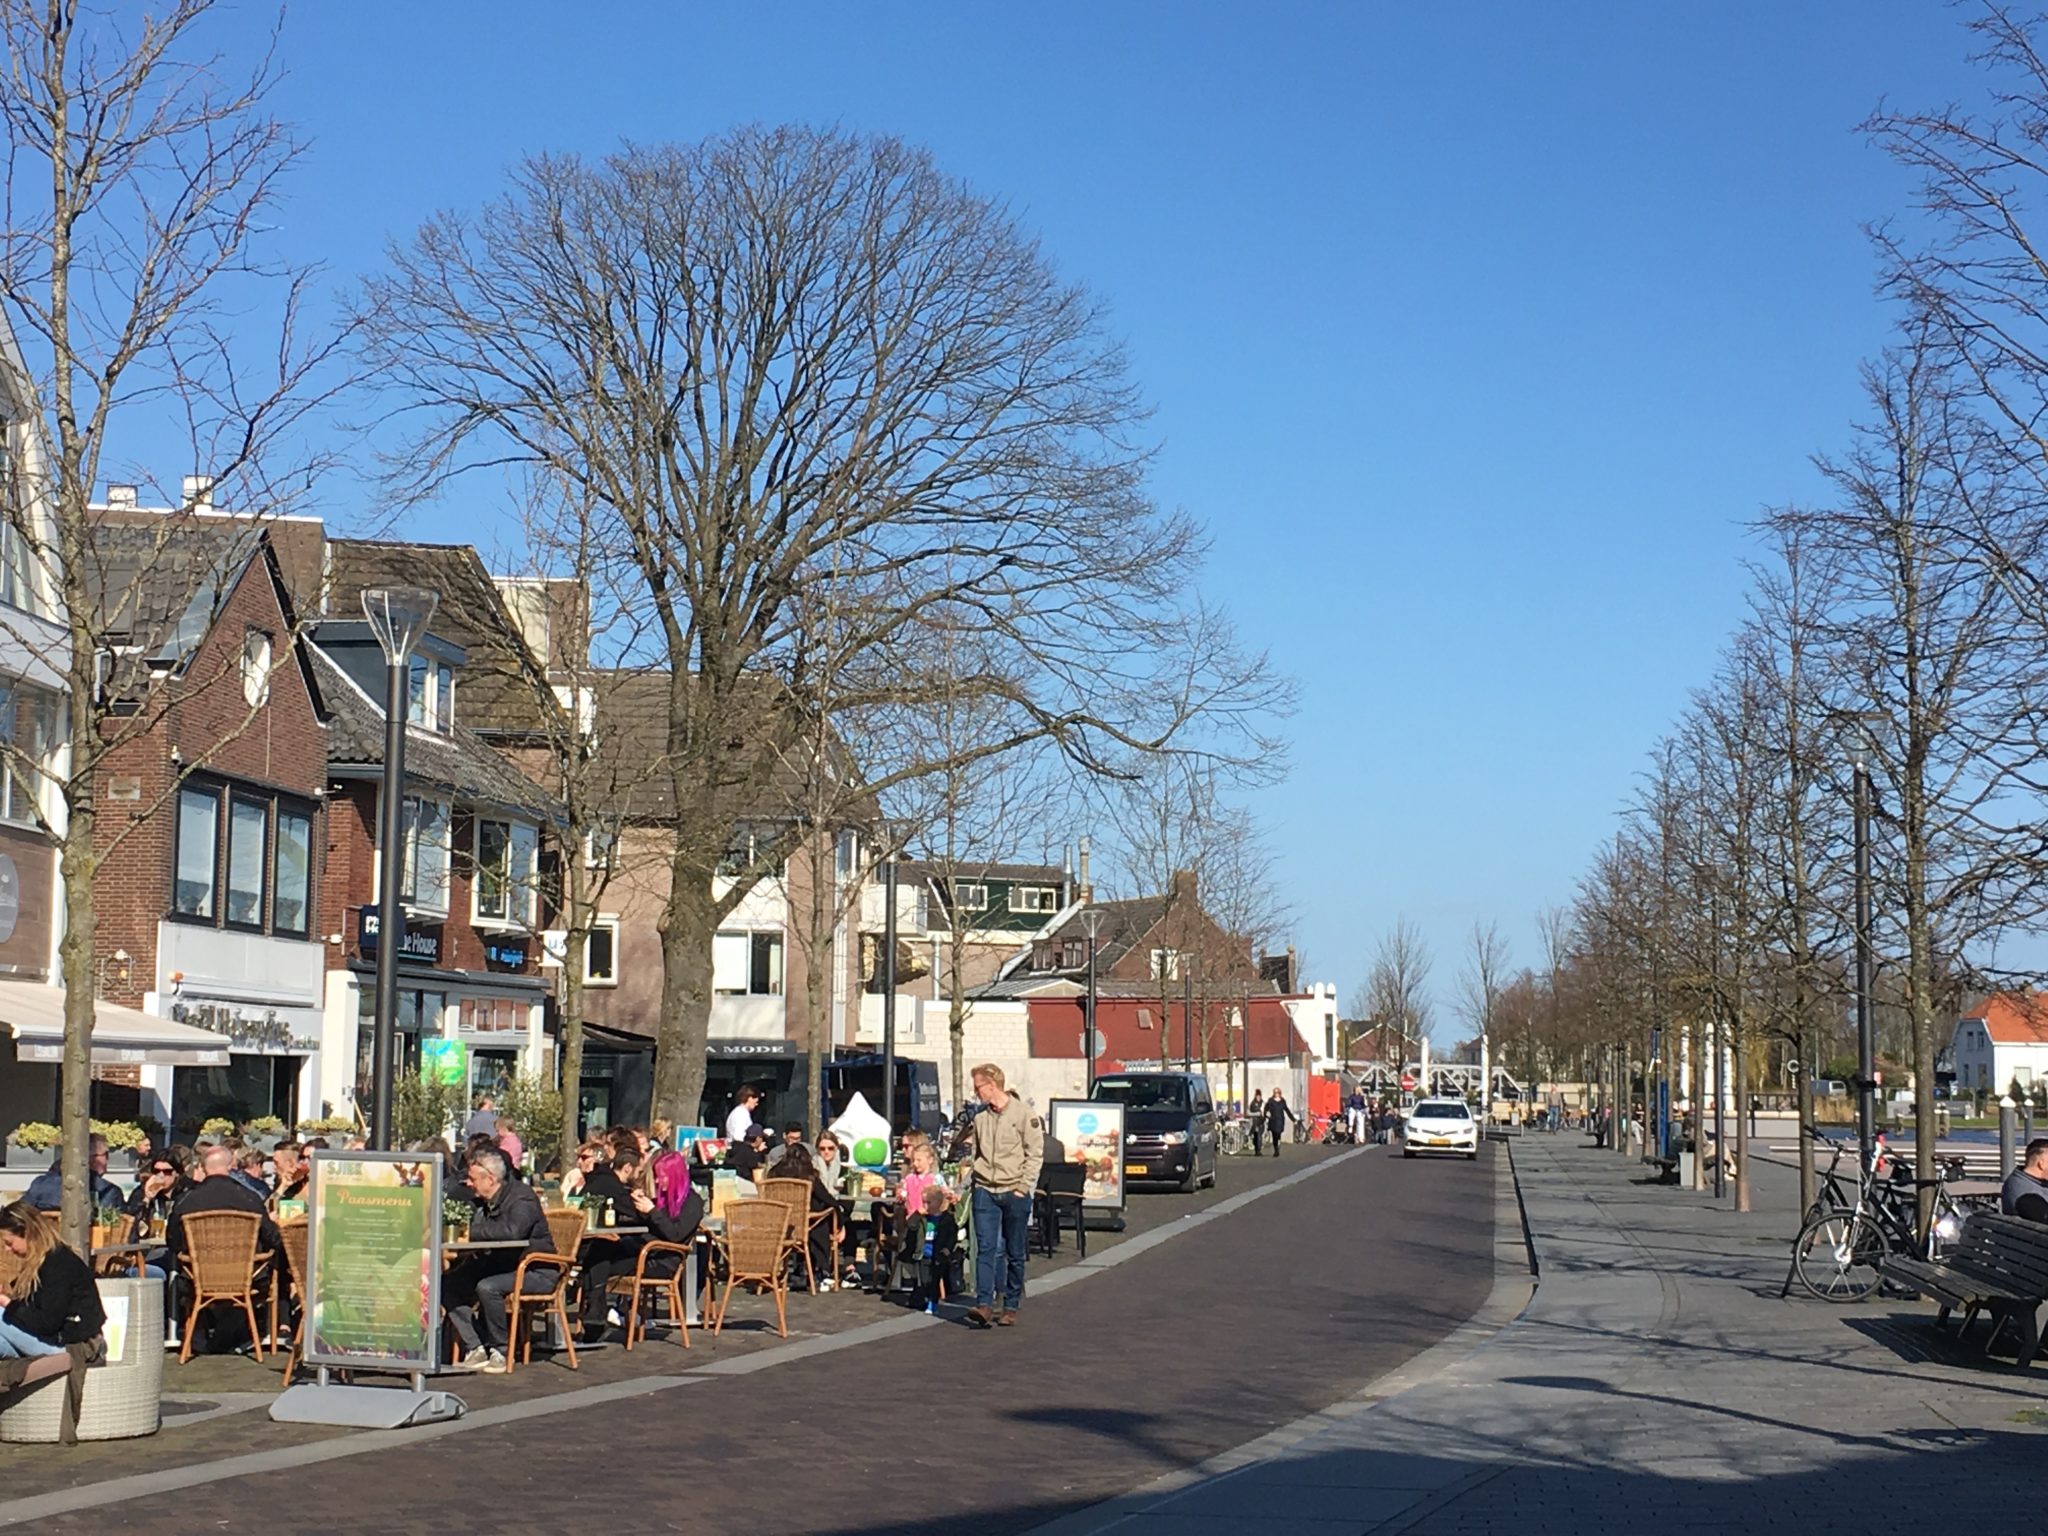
[964,1062,1044,1329]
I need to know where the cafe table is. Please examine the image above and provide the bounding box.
[88,1240,158,1277]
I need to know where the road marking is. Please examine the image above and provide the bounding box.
[0,1148,1370,1526]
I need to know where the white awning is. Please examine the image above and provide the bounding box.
[0,980,232,1067]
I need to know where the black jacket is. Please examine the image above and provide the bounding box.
[166,1175,281,1261]
[1264,1099,1295,1131]
[647,1189,704,1246]
[4,1242,105,1345]
[579,1168,637,1228]
[471,1178,553,1256]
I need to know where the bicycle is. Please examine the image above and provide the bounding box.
[1219,1119,1256,1157]
[1789,1132,1977,1302]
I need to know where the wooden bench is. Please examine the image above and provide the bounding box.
[1881,1212,2048,1368]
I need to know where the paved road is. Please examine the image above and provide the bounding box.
[27,1143,1497,1535]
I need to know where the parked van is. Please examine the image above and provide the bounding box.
[1087,1070,1218,1192]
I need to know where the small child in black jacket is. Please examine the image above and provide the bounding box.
[906,1186,959,1313]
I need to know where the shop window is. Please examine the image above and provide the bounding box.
[174,786,219,918]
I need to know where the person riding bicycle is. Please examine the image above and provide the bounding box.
[2002,1138,2048,1223]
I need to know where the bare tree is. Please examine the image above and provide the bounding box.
[1366,919,1433,1076]
[0,0,344,1245]
[1458,921,1509,1112]
[358,128,1286,1124]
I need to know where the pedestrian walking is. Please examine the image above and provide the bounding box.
[1345,1087,1368,1144]
[1264,1091,1296,1157]
[1248,1090,1265,1154]
[963,1063,1044,1329]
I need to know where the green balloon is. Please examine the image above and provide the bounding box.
[853,1136,889,1167]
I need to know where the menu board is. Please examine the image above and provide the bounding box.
[304,1150,442,1371]
[1048,1099,1126,1211]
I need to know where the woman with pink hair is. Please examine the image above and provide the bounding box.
[579,1149,704,1345]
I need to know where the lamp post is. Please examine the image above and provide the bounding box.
[1853,748,1876,1170]
[882,855,898,1134]
[1080,908,1105,1094]
[362,586,439,1152]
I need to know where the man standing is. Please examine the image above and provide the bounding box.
[724,1085,762,1143]
[445,1150,554,1373]
[1345,1087,1368,1144]
[964,1063,1043,1329]
[2002,1138,2048,1223]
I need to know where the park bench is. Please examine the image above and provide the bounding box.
[1880,1211,2048,1368]
[1643,1154,1680,1185]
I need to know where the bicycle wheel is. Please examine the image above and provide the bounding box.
[1793,1209,1887,1302]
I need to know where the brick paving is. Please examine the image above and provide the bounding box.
[5,1141,1497,1533]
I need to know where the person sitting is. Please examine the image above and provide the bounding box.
[578,1134,643,1229]
[166,1145,281,1259]
[24,1134,124,1212]
[462,1093,499,1142]
[905,1185,960,1313]
[444,1150,553,1374]
[124,1155,184,1280]
[812,1132,848,1191]
[230,1146,271,1200]
[0,1202,105,1401]
[560,1139,605,1198]
[270,1143,308,1207]
[763,1122,807,1174]
[495,1117,525,1172]
[2003,1137,2048,1223]
[771,1146,844,1291]
[726,1124,771,1190]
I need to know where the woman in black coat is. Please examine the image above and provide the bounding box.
[1263,1092,1296,1158]
[0,1201,105,1394]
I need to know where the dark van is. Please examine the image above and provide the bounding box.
[1088,1071,1218,1192]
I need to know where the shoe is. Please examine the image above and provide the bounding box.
[478,1349,509,1375]
[965,1305,995,1329]
[996,1310,1018,1327]
[455,1349,493,1372]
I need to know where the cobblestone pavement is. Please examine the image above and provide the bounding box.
[1026,1134,2048,1535]
[5,1137,1500,1532]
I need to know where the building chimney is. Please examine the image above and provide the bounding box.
[181,474,215,514]
[105,483,138,509]
[1077,835,1092,904]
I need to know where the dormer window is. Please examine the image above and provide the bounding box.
[407,656,457,733]
[1009,884,1059,914]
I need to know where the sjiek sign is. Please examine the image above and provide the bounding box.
[303,1150,442,1371]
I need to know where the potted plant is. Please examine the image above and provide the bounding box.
[440,1196,473,1246]
[243,1116,287,1152]
[296,1114,355,1140]
[197,1117,236,1144]
[5,1120,60,1170]
[89,1198,129,1253]
[92,1119,146,1171]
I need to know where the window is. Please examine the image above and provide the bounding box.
[241,629,273,708]
[834,828,858,881]
[584,920,618,986]
[951,882,988,914]
[474,817,538,925]
[1009,885,1059,914]
[0,427,42,618]
[584,823,618,872]
[399,795,451,913]
[1150,948,1181,982]
[274,809,313,936]
[405,658,457,733]
[174,787,219,918]
[0,681,53,824]
[407,657,428,726]
[713,930,783,995]
[1060,940,1086,969]
[226,795,268,927]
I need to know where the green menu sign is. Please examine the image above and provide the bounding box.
[420,1037,468,1086]
[304,1151,442,1371]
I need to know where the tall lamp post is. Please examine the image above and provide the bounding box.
[881,854,898,1133]
[1853,746,1876,1169]
[1080,908,1105,1094]
[363,586,439,1152]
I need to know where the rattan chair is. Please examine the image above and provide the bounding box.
[274,1219,310,1386]
[604,1238,695,1350]
[178,1210,268,1365]
[757,1177,819,1292]
[710,1200,789,1338]
[502,1208,587,1374]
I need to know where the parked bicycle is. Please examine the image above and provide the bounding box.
[1789,1129,1979,1302]
[1218,1118,1257,1156]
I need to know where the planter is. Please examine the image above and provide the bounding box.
[4,1143,54,1171]
[245,1132,283,1154]
[0,1276,163,1442]
[105,1151,137,1173]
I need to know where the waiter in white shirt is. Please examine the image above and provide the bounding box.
[723,1085,762,1142]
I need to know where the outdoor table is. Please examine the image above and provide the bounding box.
[89,1240,156,1277]
[440,1238,529,1255]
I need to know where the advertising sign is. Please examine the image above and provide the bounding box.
[304,1150,442,1372]
[1048,1098,1127,1211]
[420,1037,468,1086]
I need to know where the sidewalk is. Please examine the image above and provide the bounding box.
[1036,1136,2048,1534]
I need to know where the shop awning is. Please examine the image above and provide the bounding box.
[0,981,232,1067]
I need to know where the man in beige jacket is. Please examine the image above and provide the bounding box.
[965,1062,1045,1327]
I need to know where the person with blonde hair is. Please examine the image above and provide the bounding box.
[0,1202,103,1390]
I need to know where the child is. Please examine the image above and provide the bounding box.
[906,1186,959,1314]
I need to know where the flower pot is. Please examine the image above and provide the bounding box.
[106,1150,137,1173]
[4,1143,53,1170]
[245,1132,282,1154]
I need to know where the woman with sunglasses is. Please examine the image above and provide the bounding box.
[123,1155,183,1282]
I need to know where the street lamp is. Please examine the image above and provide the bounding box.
[1079,908,1105,1094]
[363,585,439,1152]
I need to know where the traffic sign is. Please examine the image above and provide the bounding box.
[1084,1027,1108,1059]
[1399,1073,1417,1092]
[1785,1059,1801,1078]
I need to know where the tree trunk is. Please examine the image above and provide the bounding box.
[1733,1026,1751,1213]
[1796,1023,1816,1217]
[57,796,96,1252]
[652,852,716,1125]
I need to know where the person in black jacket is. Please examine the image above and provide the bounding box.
[1263,1092,1296,1158]
[165,1145,281,1259]
[573,1140,644,1339]
[444,1150,554,1373]
[0,1201,104,1385]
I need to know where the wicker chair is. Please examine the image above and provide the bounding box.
[710,1200,789,1338]
[274,1219,311,1386]
[604,1239,695,1350]
[178,1210,268,1365]
[757,1177,820,1292]
[502,1208,588,1374]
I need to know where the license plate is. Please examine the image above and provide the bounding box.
[1125,1162,1146,1174]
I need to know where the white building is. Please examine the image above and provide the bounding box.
[1949,994,2048,1099]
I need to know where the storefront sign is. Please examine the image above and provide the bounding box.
[482,939,527,969]
[1048,1098,1127,1211]
[420,1037,468,1086]
[360,907,441,964]
[303,1150,441,1371]
[706,1038,797,1058]
[169,998,319,1053]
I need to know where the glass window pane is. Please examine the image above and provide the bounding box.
[510,823,537,925]
[407,657,428,725]
[175,789,219,918]
[586,924,615,983]
[415,799,450,911]
[437,664,455,732]
[712,932,750,995]
[476,819,508,919]
[227,797,267,926]
[751,931,783,996]
[274,810,312,935]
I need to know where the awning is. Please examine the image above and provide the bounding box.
[0,980,232,1067]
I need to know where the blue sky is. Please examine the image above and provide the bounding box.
[183,1,1985,1026]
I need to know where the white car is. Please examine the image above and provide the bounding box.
[1403,1098,1479,1159]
